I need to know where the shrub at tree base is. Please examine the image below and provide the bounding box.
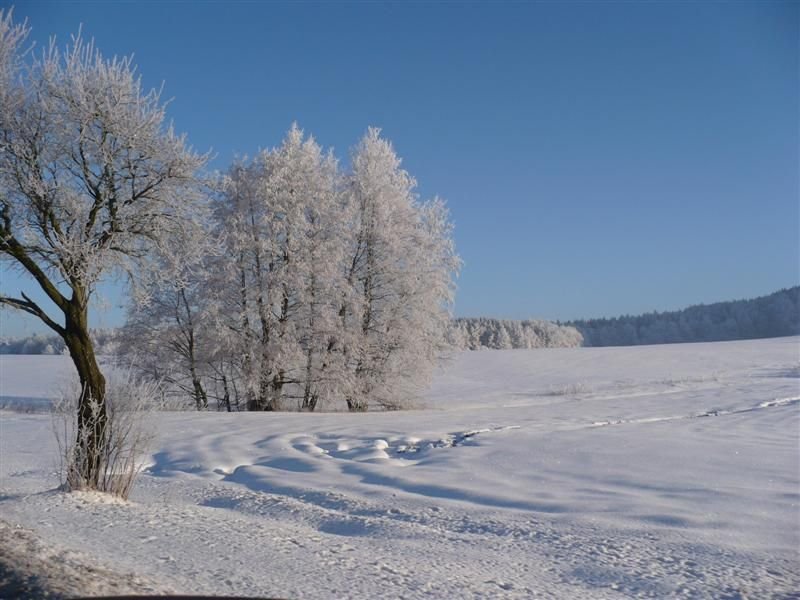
[53,375,159,500]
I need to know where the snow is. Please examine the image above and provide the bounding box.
[1,337,798,598]
[0,355,79,411]
[0,518,165,598]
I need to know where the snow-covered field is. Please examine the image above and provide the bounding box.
[1,337,798,599]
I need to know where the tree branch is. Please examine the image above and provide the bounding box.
[0,206,69,312]
[0,293,66,336]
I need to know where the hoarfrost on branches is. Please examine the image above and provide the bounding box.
[0,9,208,488]
[124,125,461,412]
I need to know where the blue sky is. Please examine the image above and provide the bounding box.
[1,0,798,337]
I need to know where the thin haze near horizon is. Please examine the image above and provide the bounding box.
[0,0,797,337]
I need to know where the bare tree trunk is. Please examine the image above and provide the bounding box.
[248,199,275,412]
[191,374,208,410]
[302,267,319,412]
[346,239,374,413]
[231,373,241,411]
[237,253,257,412]
[258,374,276,411]
[262,260,291,411]
[302,348,315,411]
[220,372,232,413]
[178,288,207,410]
[63,294,107,489]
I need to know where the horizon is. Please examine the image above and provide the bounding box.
[0,1,797,337]
[2,285,797,341]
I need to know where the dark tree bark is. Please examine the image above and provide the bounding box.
[63,290,107,488]
[178,289,208,410]
[220,372,232,413]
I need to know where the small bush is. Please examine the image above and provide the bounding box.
[53,373,160,499]
[543,382,591,396]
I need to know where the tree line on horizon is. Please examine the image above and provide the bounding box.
[567,286,799,347]
[4,286,796,358]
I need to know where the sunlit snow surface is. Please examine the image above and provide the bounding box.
[1,337,798,598]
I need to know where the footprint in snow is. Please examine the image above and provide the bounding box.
[396,426,521,454]
[485,579,514,590]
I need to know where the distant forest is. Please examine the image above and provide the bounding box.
[2,287,798,353]
[449,286,799,349]
[568,286,799,347]
[448,318,583,350]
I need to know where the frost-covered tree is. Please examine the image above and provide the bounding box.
[121,279,210,410]
[119,222,218,411]
[291,137,346,411]
[0,12,207,487]
[340,128,460,410]
[209,160,262,410]
[194,126,460,412]
[215,125,345,411]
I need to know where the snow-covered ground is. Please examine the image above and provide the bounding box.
[1,337,798,598]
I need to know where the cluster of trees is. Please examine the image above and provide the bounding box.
[0,12,457,487]
[448,318,582,350]
[570,287,800,347]
[120,125,460,412]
